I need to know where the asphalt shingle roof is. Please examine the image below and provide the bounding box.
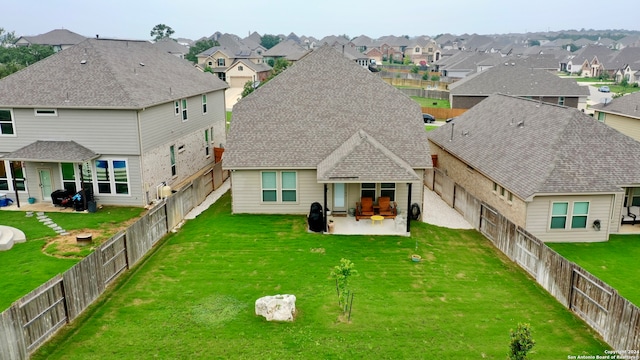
[592,92,640,119]
[428,94,640,199]
[225,45,431,177]
[0,38,228,109]
[449,63,589,97]
[1,140,99,162]
[17,29,86,46]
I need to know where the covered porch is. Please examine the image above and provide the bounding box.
[316,129,426,236]
[0,140,99,210]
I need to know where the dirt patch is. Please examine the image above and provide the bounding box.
[43,218,138,258]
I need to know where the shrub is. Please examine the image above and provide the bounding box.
[430,74,440,82]
[509,323,535,360]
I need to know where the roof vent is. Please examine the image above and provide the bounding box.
[139,62,145,66]
[517,120,525,128]
[80,59,87,64]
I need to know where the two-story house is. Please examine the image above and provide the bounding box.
[0,38,228,207]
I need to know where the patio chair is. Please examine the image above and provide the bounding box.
[355,197,374,221]
[377,196,397,218]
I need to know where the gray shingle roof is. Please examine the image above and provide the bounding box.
[16,29,86,46]
[428,94,640,199]
[225,45,431,175]
[0,38,228,109]
[449,63,588,97]
[592,92,640,119]
[1,140,99,162]
[262,39,310,60]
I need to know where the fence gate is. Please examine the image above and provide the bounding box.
[570,270,612,333]
[480,204,499,241]
[453,184,467,216]
[514,229,539,276]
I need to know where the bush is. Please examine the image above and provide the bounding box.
[422,73,429,81]
[430,75,440,82]
[410,65,419,74]
[509,323,535,360]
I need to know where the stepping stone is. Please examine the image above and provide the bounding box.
[47,223,59,228]
[60,232,70,236]
[36,212,45,216]
[55,229,66,234]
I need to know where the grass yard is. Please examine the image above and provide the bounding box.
[0,206,145,310]
[547,234,640,306]
[33,192,609,359]
[410,96,451,108]
[425,125,439,132]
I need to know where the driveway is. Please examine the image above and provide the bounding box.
[578,82,613,114]
[225,87,243,111]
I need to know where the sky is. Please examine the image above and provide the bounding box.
[3,0,638,41]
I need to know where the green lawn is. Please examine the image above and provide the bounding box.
[411,96,451,108]
[547,234,640,306]
[33,192,609,359]
[0,206,145,310]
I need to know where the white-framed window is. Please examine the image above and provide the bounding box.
[550,201,590,229]
[181,99,188,121]
[0,161,26,191]
[205,129,211,157]
[34,109,58,116]
[94,159,129,195]
[174,101,180,116]
[208,61,213,66]
[217,58,225,67]
[0,109,15,135]
[170,145,176,177]
[558,96,565,106]
[281,172,297,202]
[261,171,297,202]
[202,94,207,114]
[261,171,277,202]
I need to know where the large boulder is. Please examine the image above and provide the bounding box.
[255,294,296,322]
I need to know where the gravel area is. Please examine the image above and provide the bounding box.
[421,186,473,229]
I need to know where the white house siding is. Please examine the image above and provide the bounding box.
[0,108,140,155]
[597,112,640,142]
[525,194,616,242]
[230,169,323,214]
[137,91,226,153]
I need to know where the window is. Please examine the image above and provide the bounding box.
[558,96,565,106]
[238,66,244,71]
[571,202,589,228]
[493,182,499,192]
[217,73,226,82]
[35,109,57,116]
[0,161,8,190]
[0,161,25,191]
[361,183,376,199]
[174,101,180,116]
[61,163,77,193]
[0,109,15,135]
[170,146,176,176]
[208,61,213,66]
[181,99,188,121]
[94,159,129,195]
[628,188,640,206]
[202,94,207,114]
[281,172,297,202]
[205,129,210,157]
[428,47,433,52]
[262,172,277,202]
[550,202,568,229]
[380,183,396,201]
[597,112,605,122]
[217,58,225,67]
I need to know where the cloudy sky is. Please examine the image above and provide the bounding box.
[3,0,638,41]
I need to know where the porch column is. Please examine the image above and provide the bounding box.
[406,183,412,233]
[78,163,87,210]
[323,184,328,233]
[9,162,20,208]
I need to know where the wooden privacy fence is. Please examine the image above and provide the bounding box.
[0,162,228,360]
[421,107,467,120]
[427,169,640,350]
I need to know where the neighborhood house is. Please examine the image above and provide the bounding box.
[0,38,228,208]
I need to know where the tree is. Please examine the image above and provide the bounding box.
[0,44,54,78]
[0,28,17,47]
[260,34,280,50]
[241,58,291,98]
[528,40,541,47]
[330,258,358,310]
[150,24,174,41]
[508,323,535,360]
[186,39,218,63]
[410,65,420,74]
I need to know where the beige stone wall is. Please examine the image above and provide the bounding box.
[142,129,214,199]
[429,143,527,227]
